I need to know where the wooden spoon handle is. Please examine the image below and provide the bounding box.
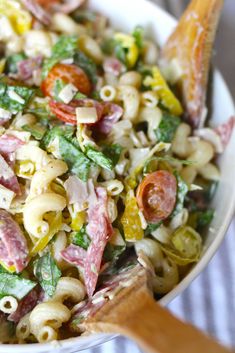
[86,287,232,353]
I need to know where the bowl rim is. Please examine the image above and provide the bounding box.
[1,0,235,351]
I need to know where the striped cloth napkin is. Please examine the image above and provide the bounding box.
[86,219,235,353]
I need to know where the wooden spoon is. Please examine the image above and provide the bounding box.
[161,0,224,127]
[72,261,232,353]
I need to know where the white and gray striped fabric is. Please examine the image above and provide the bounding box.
[82,1,235,352]
[84,220,235,353]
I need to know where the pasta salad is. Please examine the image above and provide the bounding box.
[0,0,234,344]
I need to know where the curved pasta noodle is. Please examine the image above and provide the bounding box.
[138,106,162,141]
[135,238,164,269]
[143,40,159,65]
[78,35,103,64]
[51,277,86,303]
[172,123,192,158]
[16,145,51,171]
[119,71,142,89]
[107,198,118,223]
[16,313,31,341]
[0,296,18,314]
[52,231,68,269]
[152,258,179,294]
[180,165,197,185]
[23,193,66,238]
[29,302,71,343]
[187,140,214,169]
[100,85,117,102]
[52,13,86,36]
[13,113,36,129]
[101,179,124,196]
[169,209,189,231]
[141,91,159,108]
[198,162,220,181]
[116,85,140,121]
[151,225,171,244]
[29,159,68,199]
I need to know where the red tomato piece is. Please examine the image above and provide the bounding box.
[41,63,92,98]
[136,170,177,223]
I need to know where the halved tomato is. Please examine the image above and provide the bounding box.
[136,170,177,223]
[41,63,92,98]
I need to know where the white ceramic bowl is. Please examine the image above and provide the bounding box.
[2,1,235,352]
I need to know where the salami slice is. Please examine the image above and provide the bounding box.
[17,56,43,81]
[0,134,24,155]
[85,187,113,298]
[214,116,235,148]
[21,0,51,25]
[0,210,29,272]
[94,103,123,135]
[0,154,21,195]
[61,244,86,268]
[8,288,39,323]
[103,58,124,77]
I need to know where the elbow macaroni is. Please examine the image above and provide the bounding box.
[116,85,140,121]
[23,193,66,238]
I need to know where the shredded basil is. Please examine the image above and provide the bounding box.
[0,82,35,113]
[0,273,36,300]
[72,226,91,250]
[154,112,181,143]
[34,253,61,297]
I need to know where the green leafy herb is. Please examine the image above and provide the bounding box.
[41,125,75,148]
[22,124,46,140]
[74,91,87,99]
[72,226,91,250]
[197,209,214,228]
[132,26,144,49]
[34,252,61,297]
[172,172,188,217]
[42,35,79,79]
[0,82,35,113]
[5,53,27,74]
[114,42,127,65]
[145,222,162,236]
[73,51,97,84]
[53,79,67,101]
[103,243,126,263]
[86,145,114,170]
[102,144,123,166]
[143,156,194,175]
[0,273,36,300]
[154,112,181,143]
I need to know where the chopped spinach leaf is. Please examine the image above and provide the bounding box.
[145,222,162,236]
[102,144,123,166]
[85,145,113,170]
[171,172,188,217]
[101,38,115,55]
[41,125,75,148]
[73,51,97,84]
[0,273,36,300]
[114,42,127,65]
[53,79,67,101]
[42,35,79,78]
[132,26,144,49]
[34,252,61,297]
[196,209,215,229]
[5,53,27,74]
[103,243,126,263]
[72,226,91,250]
[0,82,35,113]
[154,112,181,143]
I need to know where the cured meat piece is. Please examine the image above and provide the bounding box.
[94,103,123,135]
[85,187,113,298]
[8,288,39,323]
[0,154,21,195]
[0,134,24,156]
[61,244,86,268]
[0,210,29,272]
[21,0,51,26]
[214,116,235,148]
[17,56,43,81]
[64,176,89,205]
[103,57,124,77]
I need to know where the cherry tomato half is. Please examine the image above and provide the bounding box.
[41,63,92,98]
[136,170,177,223]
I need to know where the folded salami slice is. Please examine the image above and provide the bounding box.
[61,244,86,268]
[8,288,39,323]
[214,116,235,148]
[0,154,21,195]
[0,210,29,272]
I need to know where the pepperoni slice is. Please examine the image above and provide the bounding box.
[0,210,29,272]
[49,98,104,125]
[136,170,177,223]
[85,187,113,298]
[0,154,21,194]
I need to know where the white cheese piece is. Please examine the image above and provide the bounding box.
[60,58,74,65]
[0,108,12,120]
[58,83,78,104]
[8,130,31,142]
[0,185,15,210]
[190,184,203,191]
[8,90,25,104]
[0,16,16,41]
[76,107,98,124]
